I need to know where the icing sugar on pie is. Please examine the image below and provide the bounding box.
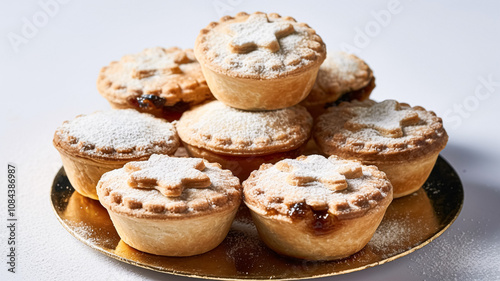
[314,99,448,198]
[304,51,375,105]
[243,154,393,260]
[194,12,327,110]
[301,51,375,117]
[97,47,213,120]
[176,100,313,180]
[53,109,179,199]
[177,101,312,155]
[196,12,325,79]
[97,154,241,256]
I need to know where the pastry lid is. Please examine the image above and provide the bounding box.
[177,101,313,156]
[301,51,374,106]
[243,154,392,220]
[53,109,179,161]
[314,99,448,162]
[97,47,212,106]
[194,12,326,79]
[97,154,241,219]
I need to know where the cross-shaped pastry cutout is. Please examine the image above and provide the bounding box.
[275,155,363,191]
[124,155,211,197]
[344,100,421,138]
[228,13,295,54]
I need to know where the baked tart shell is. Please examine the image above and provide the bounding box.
[245,198,391,261]
[106,206,238,256]
[54,146,137,200]
[362,151,440,198]
[198,63,320,110]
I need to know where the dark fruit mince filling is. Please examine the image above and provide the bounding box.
[286,202,339,235]
[136,94,166,109]
[128,94,190,121]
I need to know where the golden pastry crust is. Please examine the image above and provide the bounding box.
[314,99,448,198]
[314,99,448,162]
[183,141,307,182]
[97,155,241,219]
[97,47,213,108]
[195,12,326,80]
[242,155,393,260]
[97,154,241,256]
[243,155,392,220]
[177,101,313,156]
[194,12,326,110]
[108,206,237,256]
[301,51,374,107]
[53,109,179,161]
[53,109,179,199]
[369,153,441,198]
[248,200,390,260]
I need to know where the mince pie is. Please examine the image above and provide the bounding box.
[96,154,241,256]
[53,109,179,199]
[243,154,393,260]
[194,12,326,110]
[176,101,313,180]
[314,99,448,198]
[97,47,213,121]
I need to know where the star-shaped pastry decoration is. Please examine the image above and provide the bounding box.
[275,155,363,191]
[130,48,193,79]
[344,100,421,138]
[124,155,211,197]
[132,65,183,79]
[132,62,183,79]
[228,13,295,54]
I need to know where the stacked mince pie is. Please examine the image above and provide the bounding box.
[53,11,448,260]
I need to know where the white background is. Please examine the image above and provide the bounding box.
[1,0,500,280]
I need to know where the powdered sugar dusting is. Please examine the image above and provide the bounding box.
[243,155,391,218]
[125,155,211,197]
[345,100,420,138]
[314,99,448,157]
[197,12,325,79]
[369,214,415,257]
[177,101,312,155]
[66,220,115,246]
[97,156,241,216]
[317,51,372,93]
[97,47,211,105]
[411,221,500,280]
[127,47,183,77]
[228,13,295,54]
[276,155,363,191]
[56,109,178,158]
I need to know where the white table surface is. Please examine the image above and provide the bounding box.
[1,0,499,280]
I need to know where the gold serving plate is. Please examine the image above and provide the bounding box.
[51,156,463,280]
